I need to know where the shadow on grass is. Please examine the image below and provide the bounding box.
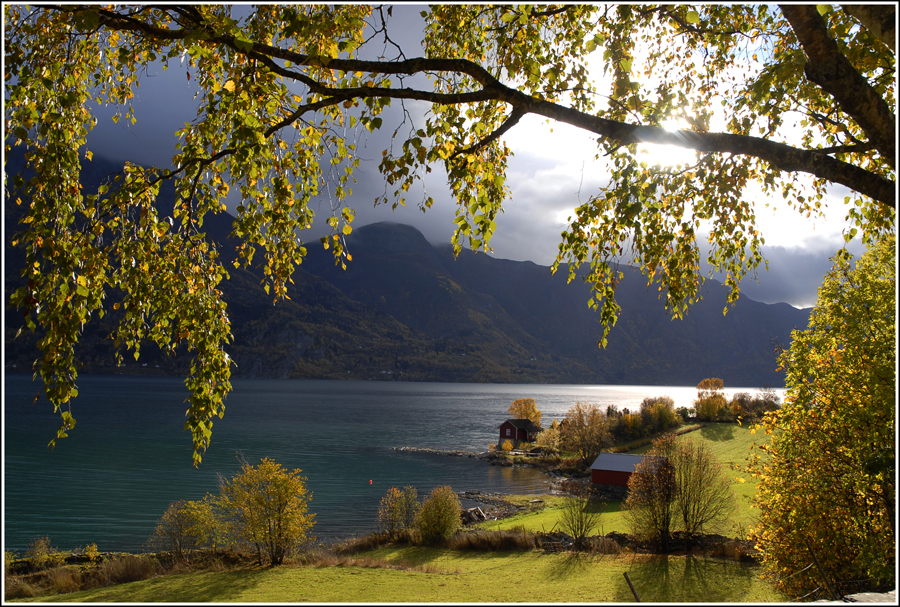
[63,568,265,602]
[700,423,738,442]
[370,545,524,569]
[614,555,756,602]
[546,552,595,581]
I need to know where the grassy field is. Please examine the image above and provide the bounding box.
[479,423,769,536]
[17,549,787,603]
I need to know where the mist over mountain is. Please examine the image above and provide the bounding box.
[4,152,810,387]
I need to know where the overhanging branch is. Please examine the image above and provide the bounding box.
[75,5,900,210]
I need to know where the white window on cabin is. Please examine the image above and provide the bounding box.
[506,429,511,437]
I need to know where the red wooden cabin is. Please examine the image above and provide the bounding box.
[498,419,540,447]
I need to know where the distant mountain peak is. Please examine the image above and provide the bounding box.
[349,222,436,258]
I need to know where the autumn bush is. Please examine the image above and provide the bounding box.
[376,486,419,539]
[638,396,680,434]
[47,566,81,594]
[415,486,462,545]
[559,402,612,463]
[25,537,65,571]
[508,398,541,427]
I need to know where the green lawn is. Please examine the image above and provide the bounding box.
[479,423,770,536]
[21,549,787,603]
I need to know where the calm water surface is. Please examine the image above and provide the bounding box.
[3,374,780,553]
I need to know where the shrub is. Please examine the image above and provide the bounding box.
[5,579,37,600]
[501,439,513,453]
[735,389,781,421]
[447,528,536,551]
[415,486,462,545]
[100,555,158,585]
[559,402,612,463]
[48,566,81,594]
[590,535,622,555]
[26,536,64,571]
[149,499,204,560]
[83,542,100,563]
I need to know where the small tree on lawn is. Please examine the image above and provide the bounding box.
[623,435,679,550]
[624,434,735,549]
[217,457,315,566]
[560,493,604,549]
[415,486,462,545]
[671,438,735,534]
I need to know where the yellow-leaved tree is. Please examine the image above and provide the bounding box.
[508,398,541,428]
[748,234,895,598]
[217,458,315,566]
[693,378,727,421]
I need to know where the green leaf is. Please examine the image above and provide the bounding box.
[233,37,254,53]
[685,10,700,24]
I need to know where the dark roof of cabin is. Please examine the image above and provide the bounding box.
[503,419,541,431]
[590,453,667,473]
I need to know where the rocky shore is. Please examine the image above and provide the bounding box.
[391,446,485,459]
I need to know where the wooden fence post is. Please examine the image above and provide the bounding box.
[804,537,839,601]
[623,572,641,602]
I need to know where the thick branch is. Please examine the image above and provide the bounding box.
[841,5,896,52]
[75,6,900,209]
[780,5,896,169]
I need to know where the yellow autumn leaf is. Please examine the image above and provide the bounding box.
[223,80,235,92]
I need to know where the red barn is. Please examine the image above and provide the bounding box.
[590,453,655,486]
[498,419,540,447]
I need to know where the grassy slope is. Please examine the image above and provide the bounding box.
[480,423,769,535]
[26,549,787,603]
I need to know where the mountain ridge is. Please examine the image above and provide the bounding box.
[4,152,810,387]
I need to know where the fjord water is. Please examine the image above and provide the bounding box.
[4,374,780,553]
